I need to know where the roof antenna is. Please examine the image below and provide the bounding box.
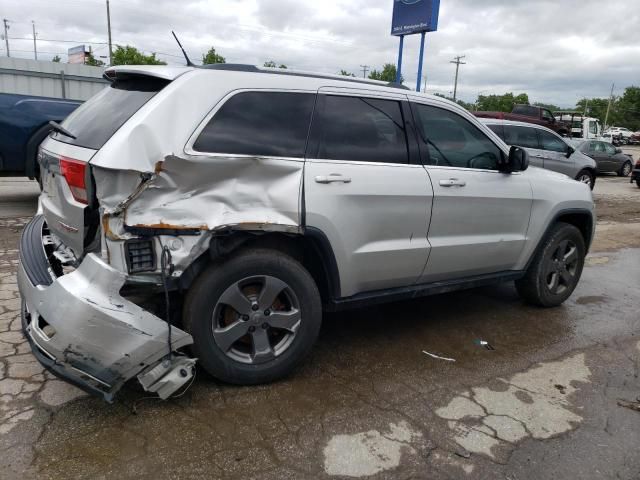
[171,31,194,67]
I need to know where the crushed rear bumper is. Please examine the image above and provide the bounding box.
[17,215,195,402]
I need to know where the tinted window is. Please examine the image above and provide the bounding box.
[486,124,505,140]
[194,92,315,157]
[592,141,606,153]
[503,125,539,149]
[512,105,538,117]
[314,96,408,164]
[53,77,168,150]
[413,104,502,170]
[538,130,567,153]
[542,109,554,121]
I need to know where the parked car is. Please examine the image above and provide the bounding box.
[631,158,640,188]
[480,119,598,189]
[19,64,595,402]
[629,131,640,145]
[567,140,634,177]
[0,93,81,180]
[474,104,571,136]
[604,126,633,143]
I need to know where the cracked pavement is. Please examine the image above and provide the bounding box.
[1,176,639,479]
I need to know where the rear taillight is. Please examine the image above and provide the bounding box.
[59,157,88,204]
[635,159,640,167]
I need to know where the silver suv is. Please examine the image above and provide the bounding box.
[18,65,595,401]
[481,119,598,189]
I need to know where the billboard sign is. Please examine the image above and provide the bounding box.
[391,0,440,36]
[67,45,87,64]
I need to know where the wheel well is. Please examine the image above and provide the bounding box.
[555,212,594,249]
[190,230,339,305]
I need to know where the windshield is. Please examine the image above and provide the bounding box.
[53,76,169,150]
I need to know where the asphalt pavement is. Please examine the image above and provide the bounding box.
[0,176,639,480]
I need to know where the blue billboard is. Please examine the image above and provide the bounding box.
[391,0,440,36]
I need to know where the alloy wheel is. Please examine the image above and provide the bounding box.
[544,239,579,295]
[212,275,301,364]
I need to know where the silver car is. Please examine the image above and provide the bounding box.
[481,119,598,189]
[18,65,595,401]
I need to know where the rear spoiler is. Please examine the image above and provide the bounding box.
[103,66,192,82]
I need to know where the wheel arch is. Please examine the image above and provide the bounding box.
[177,228,341,305]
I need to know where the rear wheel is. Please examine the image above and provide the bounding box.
[183,249,322,385]
[575,169,595,190]
[516,222,586,307]
[618,161,632,177]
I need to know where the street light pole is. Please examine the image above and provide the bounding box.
[106,0,113,65]
[450,55,466,101]
[32,21,37,60]
[3,19,9,57]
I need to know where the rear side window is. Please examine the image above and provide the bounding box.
[512,105,538,117]
[503,125,539,149]
[312,95,409,164]
[486,124,505,140]
[53,77,168,150]
[193,92,315,158]
[538,130,567,153]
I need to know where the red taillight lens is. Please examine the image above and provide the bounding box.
[59,157,88,204]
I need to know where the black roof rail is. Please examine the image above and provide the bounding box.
[199,63,410,90]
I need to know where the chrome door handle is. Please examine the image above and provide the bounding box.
[315,174,352,184]
[439,178,466,187]
[531,154,544,158]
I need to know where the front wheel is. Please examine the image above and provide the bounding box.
[516,222,586,307]
[183,249,322,385]
[618,161,632,177]
[575,169,595,190]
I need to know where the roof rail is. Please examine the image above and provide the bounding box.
[199,63,410,90]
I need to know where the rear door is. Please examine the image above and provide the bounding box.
[304,90,432,297]
[39,75,169,256]
[411,103,532,282]
[537,129,575,176]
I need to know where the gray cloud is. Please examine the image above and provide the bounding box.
[3,0,638,106]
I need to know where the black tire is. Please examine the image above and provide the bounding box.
[183,248,322,385]
[516,222,586,307]
[575,169,595,190]
[618,161,632,177]
[636,179,640,188]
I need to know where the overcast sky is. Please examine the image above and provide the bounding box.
[3,0,639,106]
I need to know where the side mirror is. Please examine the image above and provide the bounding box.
[615,147,622,154]
[501,146,529,173]
[566,145,575,158]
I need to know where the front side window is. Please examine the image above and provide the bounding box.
[413,104,502,170]
[193,91,315,157]
[538,130,567,153]
[502,125,540,149]
[604,142,617,155]
[589,121,598,134]
[313,95,409,164]
[593,141,606,153]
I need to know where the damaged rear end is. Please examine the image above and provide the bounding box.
[18,67,200,402]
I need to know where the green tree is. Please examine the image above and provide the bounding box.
[533,101,561,112]
[615,86,640,131]
[368,63,402,83]
[264,61,287,69]
[51,55,61,63]
[434,93,473,111]
[575,97,612,124]
[339,70,355,77]
[202,46,225,65]
[84,52,105,67]
[475,93,529,112]
[111,45,166,66]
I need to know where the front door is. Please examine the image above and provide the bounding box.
[537,129,576,177]
[410,103,533,282]
[304,92,433,297]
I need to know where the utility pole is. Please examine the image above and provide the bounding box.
[2,19,9,57]
[106,0,113,65]
[360,65,369,79]
[604,83,615,129]
[450,55,466,101]
[32,21,37,60]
